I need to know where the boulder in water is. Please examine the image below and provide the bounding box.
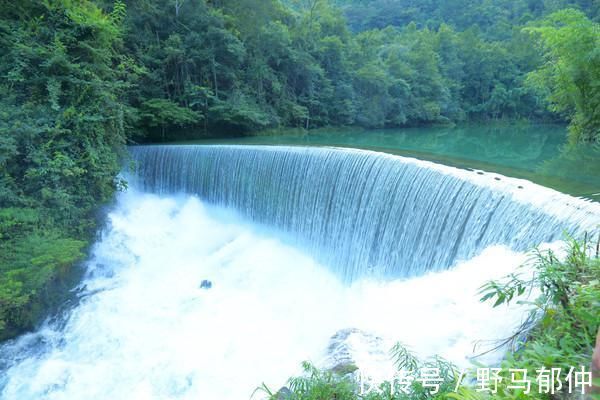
[321,328,391,378]
[199,280,212,289]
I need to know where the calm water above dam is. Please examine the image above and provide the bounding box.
[181,123,600,200]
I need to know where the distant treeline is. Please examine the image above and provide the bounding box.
[0,0,598,339]
[116,0,597,141]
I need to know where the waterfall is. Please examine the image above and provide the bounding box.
[129,145,600,280]
[2,144,598,400]
[0,193,541,400]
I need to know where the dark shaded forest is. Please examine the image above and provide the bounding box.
[0,0,598,339]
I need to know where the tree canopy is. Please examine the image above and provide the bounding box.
[0,0,128,338]
[108,0,597,140]
[524,9,600,143]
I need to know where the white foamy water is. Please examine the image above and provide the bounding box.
[0,191,538,400]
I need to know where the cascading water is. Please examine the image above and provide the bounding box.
[129,145,599,280]
[1,145,598,400]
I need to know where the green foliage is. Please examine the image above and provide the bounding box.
[0,231,85,339]
[0,0,129,339]
[441,236,600,399]
[117,0,597,139]
[0,207,86,339]
[335,0,598,36]
[140,98,203,140]
[289,361,358,399]
[524,9,600,143]
[254,361,357,400]
[479,235,600,372]
[256,347,462,400]
[0,0,597,145]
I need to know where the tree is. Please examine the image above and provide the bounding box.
[139,98,202,141]
[525,9,600,143]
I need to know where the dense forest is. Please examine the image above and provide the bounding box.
[116,0,597,140]
[0,0,598,339]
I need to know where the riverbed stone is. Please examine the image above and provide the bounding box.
[321,328,391,379]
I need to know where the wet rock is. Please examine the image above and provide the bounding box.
[274,386,292,400]
[199,280,212,289]
[322,328,390,378]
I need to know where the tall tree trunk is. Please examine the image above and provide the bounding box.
[212,56,219,99]
[175,0,185,18]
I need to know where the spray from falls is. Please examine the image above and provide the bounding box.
[0,193,543,400]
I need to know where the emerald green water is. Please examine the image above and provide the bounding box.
[177,124,600,200]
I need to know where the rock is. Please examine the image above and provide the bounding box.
[274,386,292,400]
[321,328,392,380]
[199,280,212,289]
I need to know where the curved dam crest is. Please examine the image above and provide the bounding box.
[129,144,600,280]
